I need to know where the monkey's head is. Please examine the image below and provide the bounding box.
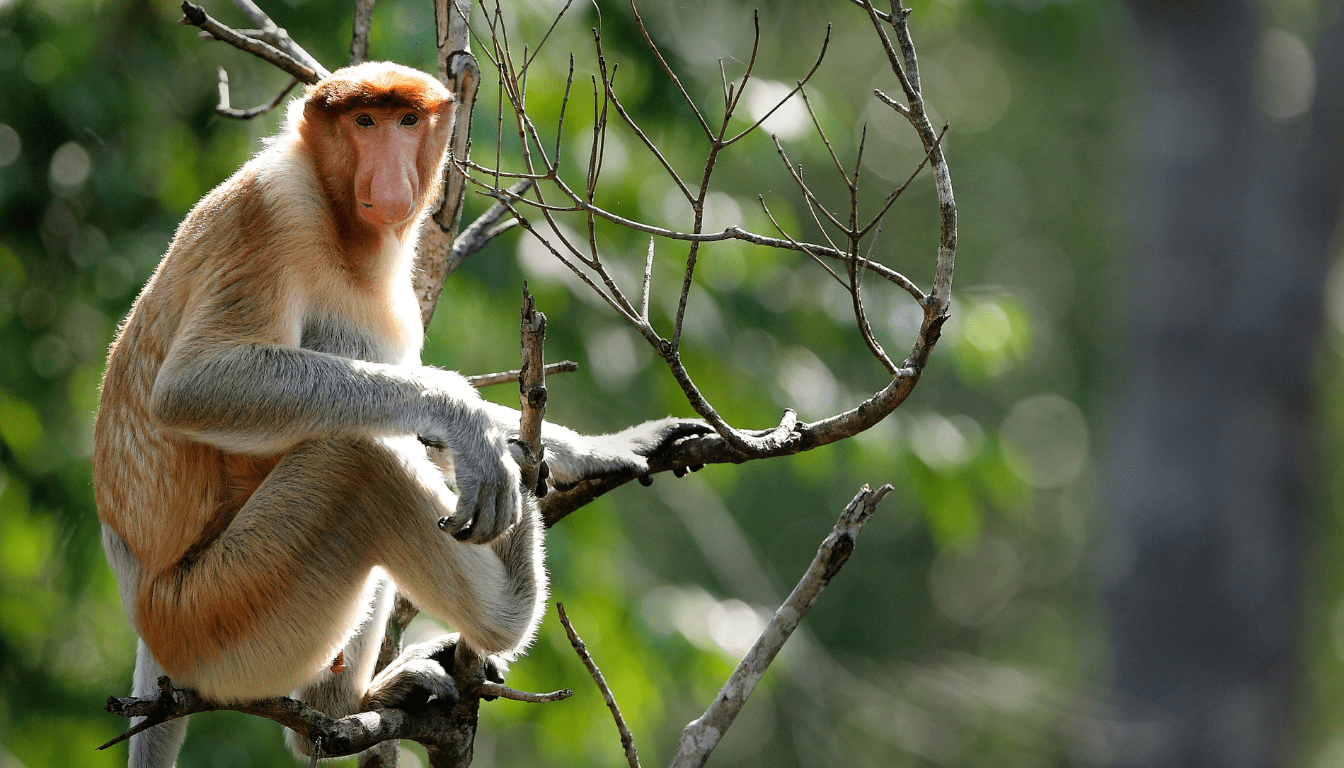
[298,62,455,231]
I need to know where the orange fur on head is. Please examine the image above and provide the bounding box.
[297,62,455,270]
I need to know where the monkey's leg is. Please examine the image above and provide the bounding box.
[372,435,548,659]
[129,640,189,768]
[284,573,394,758]
[140,435,543,703]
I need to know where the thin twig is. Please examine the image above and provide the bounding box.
[557,604,642,768]
[758,196,847,289]
[873,87,911,117]
[670,485,892,768]
[640,237,654,322]
[214,68,298,119]
[475,681,572,703]
[773,137,847,232]
[465,361,578,388]
[594,28,693,203]
[520,0,574,77]
[859,121,947,238]
[799,86,851,184]
[722,24,831,147]
[447,178,534,274]
[628,0,711,137]
[465,171,925,301]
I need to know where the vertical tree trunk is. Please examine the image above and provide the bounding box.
[1106,2,1344,765]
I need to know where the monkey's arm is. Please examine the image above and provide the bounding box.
[474,401,710,487]
[150,341,521,541]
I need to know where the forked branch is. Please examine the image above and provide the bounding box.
[469,0,955,508]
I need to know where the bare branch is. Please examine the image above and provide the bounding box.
[722,24,831,147]
[538,365,935,525]
[670,484,892,768]
[465,172,926,300]
[414,0,480,329]
[465,360,578,388]
[594,29,694,203]
[859,120,947,237]
[640,237,654,322]
[476,681,572,703]
[758,196,847,289]
[627,0,712,138]
[516,284,548,493]
[447,179,534,274]
[847,0,893,23]
[873,87,910,117]
[214,67,298,119]
[180,1,321,84]
[351,0,375,65]
[225,0,330,77]
[520,0,575,77]
[863,0,956,310]
[557,604,642,768]
[773,137,847,232]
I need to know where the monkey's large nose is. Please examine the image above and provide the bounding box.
[359,166,417,225]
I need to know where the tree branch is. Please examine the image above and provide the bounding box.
[670,484,892,768]
[214,67,298,119]
[465,360,577,388]
[414,0,480,329]
[225,0,329,77]
[179,1,321,85]
[351,0,375,65]
[557,604,641,768]
[100,672,563,761]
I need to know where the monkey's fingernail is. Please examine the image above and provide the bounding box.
[673,467,687,478]
[638,474,653,487]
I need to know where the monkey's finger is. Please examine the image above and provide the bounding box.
[468,485,504,543]
[470,479,516,543]
[443,483,480,538]
[690,464,704,472]
[673,467,687,478]
[638,473,654,487]
[441,513,476,541]
[662,421,715,442]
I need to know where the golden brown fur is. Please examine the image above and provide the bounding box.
[95,61,704,768]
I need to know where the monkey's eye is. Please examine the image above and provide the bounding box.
[400,114,419,127]
[354,114,375,127]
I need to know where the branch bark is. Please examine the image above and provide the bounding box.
[179,1,321,84]
[414,0,481,329]
[670,484,891,768]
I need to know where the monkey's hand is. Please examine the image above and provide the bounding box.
[544,417,714,489]
[361,634,507,710]
[424,403,523,544]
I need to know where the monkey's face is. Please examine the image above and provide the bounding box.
[347,108,432,226]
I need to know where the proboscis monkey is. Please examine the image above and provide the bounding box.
[93,62,705,767]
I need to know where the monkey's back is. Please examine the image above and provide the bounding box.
[93,160,291,582]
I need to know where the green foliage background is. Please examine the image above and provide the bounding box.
[0,0,1335,766]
